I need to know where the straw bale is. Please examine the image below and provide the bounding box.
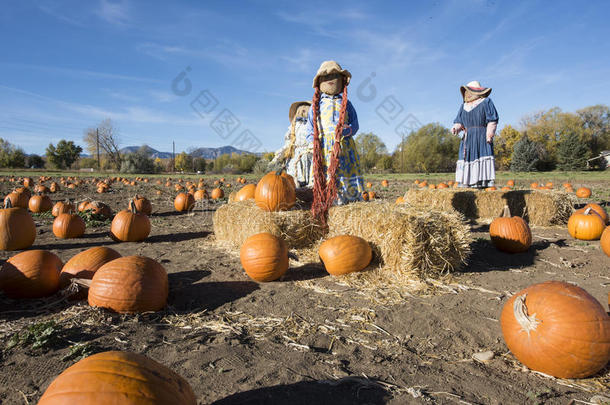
[404,189,575,226]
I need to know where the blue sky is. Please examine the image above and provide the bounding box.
[1,0,609,155]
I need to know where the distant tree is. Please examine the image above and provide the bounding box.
[174,152,193,172]
[494,125,523,170]
[576,104,610,164]
[392,123,459,173]
[25,154,45,169]
[252,159,270,175]
[77,157,98,169]
[0,138,27,168]
[354,132,388,172]
[193,157,207,173]
[510,136,541,172]
[83,119,122,170]
[263,152,275,162]
[237,154,258,173]
[46,140,82,169]
[556,132,591,171]
[120,152,156,174]
[375,155,393,172]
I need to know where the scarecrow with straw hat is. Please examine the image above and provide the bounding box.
[451,80,499,188]
[306,60,363,224]
[271,100,313,187]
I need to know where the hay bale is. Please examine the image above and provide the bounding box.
[213,200,323,249]
[327,202,472,280]
[404,189,575,226]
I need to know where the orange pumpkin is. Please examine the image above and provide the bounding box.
[110,202,151,242]
[235,184,256,201]
[319,235,372,276]
[506,180,515,187]
[49,182,60,193]
[501,186,511,191]
[211,188,224,200]
[240,233,288,282]
[4,190,29,209]
[576,187,592,198]
[500,281,610,378]
[60,246,122,288]
[38,351,196,405]
[28,194,53,213]
[485,186,497,192]
[361,192,369,201]
[0,250,62,298]
[368,191,377,199]
[428,184,436,189]
[530,182,539,189]
[567,207,605,240]
[601,226,610,257]
[489,206,532,253]
[381,179,389,187]
[89,256,168,313]
[0,199,36,251]
[437,183,448,189]
[82,201,113,219]
[366,182,373,189]
[194,189,208,201]
[53,213,86,239]
[131,195,152,216]
[52,201,74,217]
[254,171,296,212]
[395,196,405,204]
[174,192,195,212]
[575,203,608,224]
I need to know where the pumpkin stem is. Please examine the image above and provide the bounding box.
[513,294,541,336]
[129,200,138,214]
[4,198,12,209]
[501,205,511,218]
[584,207,592,215]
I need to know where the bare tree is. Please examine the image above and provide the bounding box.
[83,118,122,170]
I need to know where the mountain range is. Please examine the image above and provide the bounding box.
[119,145,254,159]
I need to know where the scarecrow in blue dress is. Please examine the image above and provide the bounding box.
[452,81,499,188]
[305,60,364,223]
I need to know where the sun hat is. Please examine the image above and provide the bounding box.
[312,60,352,88]
[288,100,311,122]
[460,81,492,100]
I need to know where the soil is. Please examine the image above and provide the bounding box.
[0,177,608,405]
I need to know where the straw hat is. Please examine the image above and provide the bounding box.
[460,81,492,100]
[288,101,311,122]
[312,60,352,88]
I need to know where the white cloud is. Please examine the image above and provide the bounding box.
[96,0,130,26]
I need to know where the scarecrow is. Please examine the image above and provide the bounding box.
[271,101,313,187]
[451,80,499,188]
[306,60,364,223]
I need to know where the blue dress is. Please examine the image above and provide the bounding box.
[453,97,499,188]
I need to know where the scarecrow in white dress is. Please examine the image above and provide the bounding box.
[271,101,313,187]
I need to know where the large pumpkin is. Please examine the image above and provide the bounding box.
[575,203,608,224]
[52,201,75,217]
[567,207,605,240]
[211,187,224,200]
[38,351,196,405]
[235,184,256,202]
[318,235,372,276]
[28,194,53,213]
[575,187,592,198]
[131,195,152,216]
[110,201,151,242]
[53,213,86,239]
[254,170,296,212]
[240,233,288,282]
[0,199,36,251]
[489,206,532,253]
[0,250,63,298]
[601,226,610,257]
[4,190,29,209]
[174,192,195,212]
[194,189,208,201]
[500,281,610,379]
[88,256,168,313]
[60,246,122,288]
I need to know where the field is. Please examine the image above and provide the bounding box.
[0,170,608,404]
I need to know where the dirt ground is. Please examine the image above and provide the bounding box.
[0,177,608,405]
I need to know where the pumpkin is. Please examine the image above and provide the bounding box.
[0,250,62,298]
[395,196,405,204]
[489,206,532,253]
[567,207,605,240]
[52,201,75,217]
[530,182,539,189]
[28,194,53,213]
[110,201,151,242]
[501,186,511,191]
[562,182,572,189]
[500,281,610,379]
[22,177,33,188]
[38,350,197,405]
[89,256,168,313]
[414,180,420,185]
[0,199,36,251]
[485,186,497,191]
[131,195,152,216]
[194,189,208,201]
[211,187,224,200]
[83,201,113,219]
[319,235,372,276]
[506,180,515,187]
[235,184,256,201]
[381,179,389,187]
[419,181,428,187]
[366,182,373,188]
[174,192,195,212]
[575,203,608,224]
[77,200,90,212]
[49,182,60,193]
[4,190,29,209]
[601,226,610,257]
[60,246,122,288]
[576,187,592,198]
[53,213,86,239]
[428,184,436,189]
[361,192,369,201]
[254,170,296,212]
[437,183,448,189]
[240,233,288,282]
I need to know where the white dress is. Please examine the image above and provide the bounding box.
[271,118,313,187]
